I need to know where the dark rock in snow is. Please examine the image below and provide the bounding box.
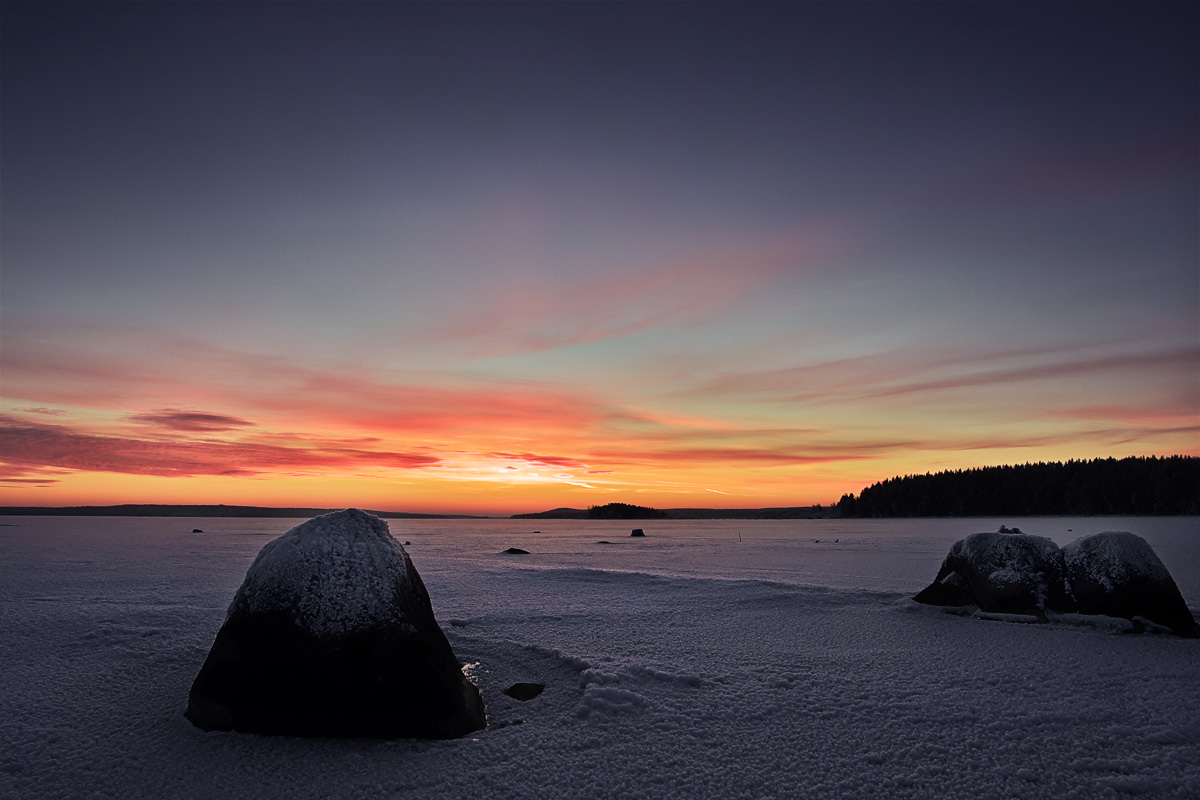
[1063,531,1199,637]
[912,570,974,607]
[502,547,530,555]
[914,531,1075,616]
[186,509,485,738]
[192,529,203,533]
[596,540,612,545]
[630,529,645,537]
[504,682,545,701]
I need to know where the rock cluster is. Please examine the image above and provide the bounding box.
[915,529,1197,636]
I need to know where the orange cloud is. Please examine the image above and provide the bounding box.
[0,418,440,479]
[2,315,1195,510]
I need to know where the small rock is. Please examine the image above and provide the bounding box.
[502,547,530,555]
[192,529,204,533]
[596,540,612,544]
[630,529,645,537]
[503,682,545,701]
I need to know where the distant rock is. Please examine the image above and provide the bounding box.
[631,529,645,537]
[596,540,612,545]
[1063,532,1199,637]
[192,528,203,533]
[502,547,530,555]
[914,531,1075,616]
[186,509,485,738]
[503,682,545,701]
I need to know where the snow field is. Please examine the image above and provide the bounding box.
[1,516,1197,799]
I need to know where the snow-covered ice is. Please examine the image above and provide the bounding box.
[1,515,1197,799]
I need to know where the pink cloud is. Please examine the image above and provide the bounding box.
[0,418,440,479]
[1043,403,1200,427]
[0,463,64,488]
[490,452,591,469]
[126,409,256,432]
[1010,134,1197,198]
[427,225,840,357]
[586,445,880,467]
[861,346,1200,400]
[688,342,1198,406]
[0,319,622,439]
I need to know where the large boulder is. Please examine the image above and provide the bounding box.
[1063,531,1199,637]
[914,531,1076,615]
[186,509,486,738]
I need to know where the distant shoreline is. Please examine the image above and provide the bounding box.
[0,504,487,519]
[511,505,835,520]
[0,504,834,520]
[2,503,1194,521]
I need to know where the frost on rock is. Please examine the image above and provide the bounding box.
[1063,531,1199,637]
[235,507,415,638]
[186,509,486,738]
[914,531,1075,616]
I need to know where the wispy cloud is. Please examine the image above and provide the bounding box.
[0,418,440,479]
[11,407,69,416]
[0,463,65,488]
[860,346,1199,400]
[426,226,837,357]
[126,409,256,432]
[1,316,1195,506]
[688,341,1199,406]
[490,452,592,469]
[1042,402,1200,428]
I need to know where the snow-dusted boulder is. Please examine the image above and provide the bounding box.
[914,531,1076,616]
[186,509,485,738]
[1063,531,1199,637]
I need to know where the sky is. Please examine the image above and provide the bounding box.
[1,1,1197,515]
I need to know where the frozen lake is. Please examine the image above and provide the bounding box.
[2,515,1198,799]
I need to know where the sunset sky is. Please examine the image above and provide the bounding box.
[2,2,1197,514]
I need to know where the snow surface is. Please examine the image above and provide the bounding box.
[233,508,415,638]
[1,515,1198,799]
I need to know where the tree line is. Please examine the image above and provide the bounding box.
[586,502,668,520]
[836,456,1199,517]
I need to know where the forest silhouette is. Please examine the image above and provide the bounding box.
[835,456,1198,517]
